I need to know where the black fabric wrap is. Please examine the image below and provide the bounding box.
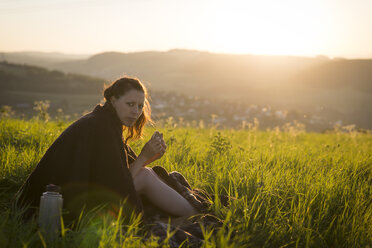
[15,102,143,220]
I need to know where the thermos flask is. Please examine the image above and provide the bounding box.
[38,184,63,239]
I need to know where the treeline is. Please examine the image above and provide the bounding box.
[0,62,105,94]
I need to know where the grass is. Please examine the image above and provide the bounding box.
[0,117,371,247]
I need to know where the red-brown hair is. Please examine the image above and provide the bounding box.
[104,76,152,142]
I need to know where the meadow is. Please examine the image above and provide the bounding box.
[0,117,371,247]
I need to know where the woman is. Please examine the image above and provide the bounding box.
[16,76,197,220]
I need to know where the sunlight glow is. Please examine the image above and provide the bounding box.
[0,0,371,58]
[203,0,323,56]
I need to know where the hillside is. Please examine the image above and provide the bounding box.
[0,62,105,115]
[0,51,89,68]
[0,62,311,130]
[3,50,371,92]
[52,50,325,94]
[292,59,372,93]
[6,50,370,116]
[1,49,371,129]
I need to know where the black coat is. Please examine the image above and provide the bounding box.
[16,102,143,220]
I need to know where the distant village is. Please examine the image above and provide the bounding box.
[149,91,349,132]
[0,90,356,132]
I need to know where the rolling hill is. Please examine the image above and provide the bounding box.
[0,62,105,115]
[1,50,371,128]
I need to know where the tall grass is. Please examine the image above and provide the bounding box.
[0,118,371,247]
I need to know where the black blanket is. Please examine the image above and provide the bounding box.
[15,102,143,220]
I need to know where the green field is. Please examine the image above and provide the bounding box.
[0,117,371,247]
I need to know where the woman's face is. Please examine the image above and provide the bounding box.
[110,89,145,126]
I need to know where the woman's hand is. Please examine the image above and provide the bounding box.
[139,131,167,166]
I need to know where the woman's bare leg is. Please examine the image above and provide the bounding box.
[133,167,197,216]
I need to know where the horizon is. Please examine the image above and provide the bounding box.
[1,0,372,59]
[2,48,371,60]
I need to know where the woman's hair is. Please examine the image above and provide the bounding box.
[103,76,152,142]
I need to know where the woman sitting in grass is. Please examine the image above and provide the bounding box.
[16,76,198,220]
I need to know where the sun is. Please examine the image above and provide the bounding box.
[202,0,321,56]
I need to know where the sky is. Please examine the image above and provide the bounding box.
[0,0,371,58]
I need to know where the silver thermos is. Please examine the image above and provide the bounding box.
[38,184,63,239]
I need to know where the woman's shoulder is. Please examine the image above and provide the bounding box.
[60,105,108,136]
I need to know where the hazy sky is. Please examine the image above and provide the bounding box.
[1,0,371,58]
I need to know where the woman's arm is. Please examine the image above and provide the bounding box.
[129,155,147,178]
